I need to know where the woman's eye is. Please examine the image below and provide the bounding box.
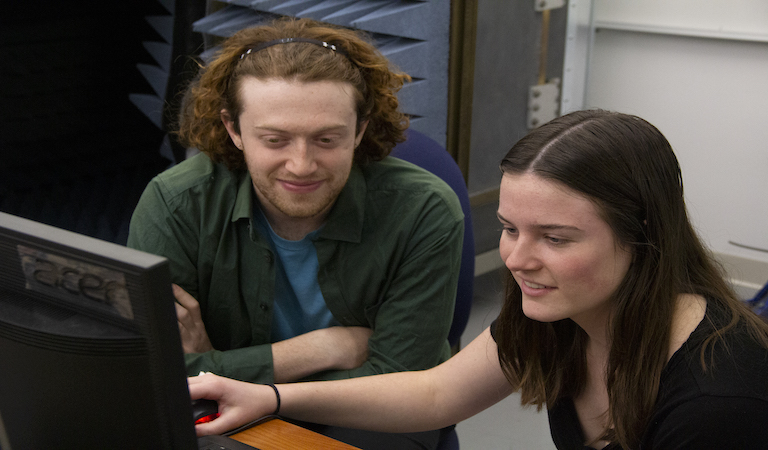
[547,236,568,245]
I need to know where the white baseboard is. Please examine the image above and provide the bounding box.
[474,249,504,277]
[715,252,768,300]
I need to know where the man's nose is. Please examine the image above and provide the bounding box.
[285,141,317,176]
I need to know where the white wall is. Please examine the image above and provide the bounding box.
[580,0,768,291]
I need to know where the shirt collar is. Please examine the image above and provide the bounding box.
[319,164,365,243]
[232,170,254,223]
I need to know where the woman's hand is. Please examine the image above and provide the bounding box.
[188,373,277,436]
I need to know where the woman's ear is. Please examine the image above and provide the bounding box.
[221,109,242,149]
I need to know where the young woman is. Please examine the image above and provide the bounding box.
[189,110,768,449]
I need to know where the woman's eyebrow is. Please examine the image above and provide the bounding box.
[496,212,581,232]
[496,212,511,223]
[535,224,582,232]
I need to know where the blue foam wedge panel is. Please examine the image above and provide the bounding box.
[193,0,450,147]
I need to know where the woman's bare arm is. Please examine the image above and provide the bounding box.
[190,327,515,436]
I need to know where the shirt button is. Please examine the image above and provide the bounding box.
[264,253,273,264]
[260,303,269,311]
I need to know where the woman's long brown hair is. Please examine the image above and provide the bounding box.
[494,109,768,448]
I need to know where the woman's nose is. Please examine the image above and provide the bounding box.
[503,237,540,272]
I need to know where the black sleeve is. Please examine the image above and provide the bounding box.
[490,318,499,342]
[647,395,768,449]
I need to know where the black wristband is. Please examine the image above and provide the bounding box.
[267,383,281,416]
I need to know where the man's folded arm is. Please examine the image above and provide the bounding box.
[184,325,373,383]
[312,199,465,381]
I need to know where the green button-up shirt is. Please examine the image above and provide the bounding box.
[127,153,463,383]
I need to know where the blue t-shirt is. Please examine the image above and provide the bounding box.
[254,210,338,342]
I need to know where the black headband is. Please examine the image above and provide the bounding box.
[239,37,349,60]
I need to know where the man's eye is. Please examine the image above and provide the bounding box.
[262,137,287,147]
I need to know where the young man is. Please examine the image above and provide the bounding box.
[127,17,464,449]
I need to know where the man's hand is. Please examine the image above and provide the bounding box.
[173,284,214,354]
[272,326,373,383]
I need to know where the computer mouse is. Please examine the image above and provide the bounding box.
[191,398,220,424]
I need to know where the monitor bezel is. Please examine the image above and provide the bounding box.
[0,211,197,449]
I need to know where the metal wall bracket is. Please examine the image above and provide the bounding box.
[527,78,560,129]
[535,0,566,12]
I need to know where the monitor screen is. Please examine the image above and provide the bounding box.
[0,212,197,449]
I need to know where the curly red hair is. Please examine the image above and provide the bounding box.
[177,17,411,171]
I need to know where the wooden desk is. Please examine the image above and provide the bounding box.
[231,417,361,450]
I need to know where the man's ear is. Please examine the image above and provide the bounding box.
[355,119,369,148]
[221,109,242,149]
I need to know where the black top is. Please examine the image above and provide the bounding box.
[492,303,768,449]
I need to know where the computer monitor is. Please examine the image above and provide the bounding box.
[0,212,197,449]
